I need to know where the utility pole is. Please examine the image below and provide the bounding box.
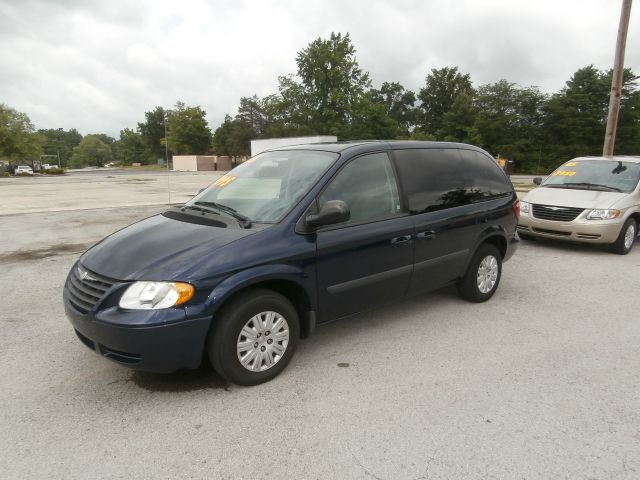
[603,0,633,157]
[164,110,171,204]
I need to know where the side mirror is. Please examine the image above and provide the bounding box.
[533,177,542,186]
[306,200,350,228]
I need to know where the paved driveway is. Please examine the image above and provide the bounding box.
[1,177,639,479]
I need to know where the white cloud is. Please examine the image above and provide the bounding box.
[0,0,638,137]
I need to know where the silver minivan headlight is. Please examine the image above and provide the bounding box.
[586,209,621,220]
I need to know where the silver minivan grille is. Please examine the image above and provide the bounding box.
[532,204,584,222]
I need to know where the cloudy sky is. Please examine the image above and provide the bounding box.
[1,0,638,138]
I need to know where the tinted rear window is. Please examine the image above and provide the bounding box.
[393,148,511,213]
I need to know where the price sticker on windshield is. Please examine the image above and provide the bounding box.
[212,175,236,188]
[564,162,578,167]
[552,170,577,177]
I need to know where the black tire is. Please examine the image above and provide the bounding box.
[457,243,502,303]
[207,289,300,386]
[610,218,637,255]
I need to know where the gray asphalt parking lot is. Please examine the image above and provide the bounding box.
[1,172,640,479]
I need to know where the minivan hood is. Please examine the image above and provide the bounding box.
[524,187,627,209]
[80,213,256,281]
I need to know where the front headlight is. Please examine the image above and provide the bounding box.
[586,209,621,220]
[520,201,530,214]
[119,281,195,310]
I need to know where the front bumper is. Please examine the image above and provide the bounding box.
[63,289,211,373]
[518,214,622,244]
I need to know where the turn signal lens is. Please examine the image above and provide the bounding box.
[174,282,195,306]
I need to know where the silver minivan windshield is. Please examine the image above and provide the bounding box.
[542,160,640,193]
[183,150,338,223]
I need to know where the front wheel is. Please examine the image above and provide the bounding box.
[457,244,502,303]
[610,218,637,255]
[207,289,300,386]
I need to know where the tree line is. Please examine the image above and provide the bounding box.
[1,32,638,173]
[0,100,211,169]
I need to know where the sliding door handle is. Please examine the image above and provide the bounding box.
[415,230,435,240]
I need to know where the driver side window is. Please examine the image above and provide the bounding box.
[319,152,402,224]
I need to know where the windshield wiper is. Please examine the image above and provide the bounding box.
[194,201,252,228]
[552,182,622,192]
[180,204,215,214]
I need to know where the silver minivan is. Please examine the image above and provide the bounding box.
[518,156,640,254]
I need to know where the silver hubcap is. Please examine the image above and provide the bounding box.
[477,255,499,294]
[624,224,636,250]
[237,311,289,372]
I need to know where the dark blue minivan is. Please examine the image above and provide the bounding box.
[64,141,519,385]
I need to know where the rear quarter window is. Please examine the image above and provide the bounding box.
[393,148,511,214]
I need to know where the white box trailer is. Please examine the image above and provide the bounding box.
[250,136,338,157]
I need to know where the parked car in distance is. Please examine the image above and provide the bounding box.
[64,141,520,386]
[14,165,34,175]
[518,156,640,254]
[42,163,54,170]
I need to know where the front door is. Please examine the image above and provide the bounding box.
[314,152,414,322]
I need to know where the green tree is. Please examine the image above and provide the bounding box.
[417,67,474,135]
[265,76,315,136]
[166,101,212,155]
[236,96,267,136]
[138,106,167,158]
[70,135,113,168]
[212,115,254,156]
[369,82,417,135]
[473,80,547,171]
[38,128,83,167]
[293,32,371,136]
[615,71,640,154]
[0,104,44,163]
[439,92,481,144]
[113,128,152,165]
[348,95,401,139]
[542,66,639,167]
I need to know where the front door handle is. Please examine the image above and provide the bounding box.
[390,235,412,246]
[415,230,435,240]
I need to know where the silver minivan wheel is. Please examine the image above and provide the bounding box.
[611,218,637,255]
[624,223,636,250]
[237,311,290,372]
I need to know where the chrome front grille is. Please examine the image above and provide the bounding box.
[532,204,584,222]
[67,264,116,314]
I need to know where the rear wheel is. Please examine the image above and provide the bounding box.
[207,289,300,386]
[610,218,637,255]
[457,244,502,303]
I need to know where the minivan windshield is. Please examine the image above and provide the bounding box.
[542,159,640,193]
[183,150,338,223]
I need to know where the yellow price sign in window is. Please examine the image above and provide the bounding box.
[212,175,237,188]
[551,170,577,177]
[564,162,578,167]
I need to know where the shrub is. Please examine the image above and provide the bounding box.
[42,168,65,175]
[0,171,9,178]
